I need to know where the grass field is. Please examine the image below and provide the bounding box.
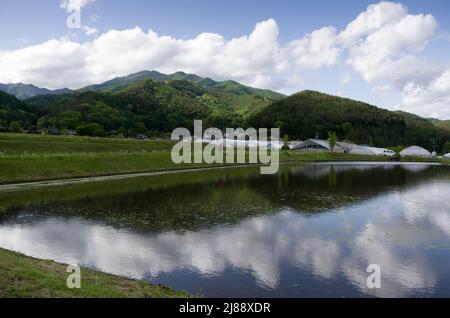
[0,133,447,184]
[0,248,189,298]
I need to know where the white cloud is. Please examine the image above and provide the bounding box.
[286,26,340,69]
[372,85,391,96]
[83,26,98,36]
[0,19,338,91]
[342,2,438,86]
[339,1,446,118]
[401,69,450,118]
[341,73,351,85]
[340,2,408,44]
[60,0,95,12]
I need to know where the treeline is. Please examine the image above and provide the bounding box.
[248,90,450,152]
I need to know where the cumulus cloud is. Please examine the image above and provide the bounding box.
[60,0,95,12]
[341,2,438,86]
[372,85,391,96]
[286,26,340,69]
[337,1,449,118]
[0,19,339,91]
[401,69,450,118]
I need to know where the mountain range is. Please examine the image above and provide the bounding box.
[0,71,449,152]
[0,83,72,100]
[0,71,284,101]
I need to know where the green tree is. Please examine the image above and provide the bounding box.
[341,122,353,139]
[282,134,290,151]
[59,111,82,130]
[328,131,337,152]
[443,141,450,154]
[10,121,22,133]
[76,123,104,137]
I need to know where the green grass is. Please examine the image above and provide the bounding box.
[0,248,189,298]
[0,133,446,184]
[0,133,175,155]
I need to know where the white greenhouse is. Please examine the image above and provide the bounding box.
[444,153,450,159]
[400,146,432,158]
[349,146,395,157]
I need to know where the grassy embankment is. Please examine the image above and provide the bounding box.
[0,248,189,298]
[0,133,447,184]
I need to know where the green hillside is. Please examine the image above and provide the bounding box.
[78,70,285,101]
[249,90,450,151]
[33,80,211,137]
[24,78,282,134]
[430,118,450,132]
[0,91,36,130]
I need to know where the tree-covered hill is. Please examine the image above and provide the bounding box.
[249,90,450,151]
[75,71,285,122]
[77,70,285,101]
[25,76,282,132]
[430,118,450,132]
[0,91,36,130]
[0,83,71,100]
[33,80,212,137]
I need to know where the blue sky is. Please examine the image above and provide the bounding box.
[2,0,450,48]
[1,0,450,118]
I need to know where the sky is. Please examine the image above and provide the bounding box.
[1,0,450,119]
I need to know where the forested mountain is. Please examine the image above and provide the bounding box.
[249,90,450,151]
[0,70,284,102]
[78,71,285,100]
[430,118,450,132]
[0,83,71,100]
[0,91,36,130]
[25,75,283,132]
[32,80,212,137]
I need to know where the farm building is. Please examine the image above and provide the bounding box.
[268,140,303,150]
[400,146,432,158]
[444,153,450,159]
[350,146,396,157]
[336,141,357,153]
[293,139,345,153]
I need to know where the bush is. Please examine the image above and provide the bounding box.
[9,121,22,133]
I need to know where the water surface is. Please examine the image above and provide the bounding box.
[0,163,449,297]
